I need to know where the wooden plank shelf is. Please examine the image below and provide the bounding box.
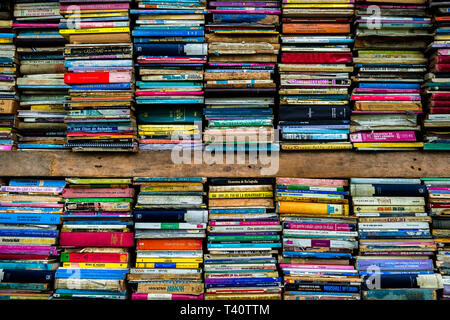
[0,151,448,178]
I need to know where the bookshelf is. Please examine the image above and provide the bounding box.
[0,151,448,178]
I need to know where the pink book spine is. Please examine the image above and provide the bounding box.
[437,49,450,56]
[60,232,134,247]
[209,221,279,226]
[0,145,12,151]
[279,264,355,270]
[351,94,421,101]
[62,188,133,198]
[0,202,63,208]
[285,222,351,231]
[131,293,204,300]
[13,23,59,28]
[136,91,203,96]
[354,88,420,93]
[428,187,450,191]
[276,178,348,187]
[351,95,421,101]
[60,3,129,10]
[350,131,416,142]
[0,186,63,193]
[209,9,281,14]
[74,22,126,28]
[0,245,57,255]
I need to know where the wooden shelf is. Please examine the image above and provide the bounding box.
[0,151,448,178]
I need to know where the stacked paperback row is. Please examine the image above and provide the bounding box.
[277,178,360,300]
[205,178,282,300]
[0,1,17,151]
[424,1,450,150]
[131,1,206,151]
[14,0,68,150]
[61,0,137,152]
[0,179,64,299]
[352,178,443,300]
[203,0,279,152]
[278,0,354,150]
[54,178,134,299]
[350,0,431,150]
[423,177,450,299]
[130,177,207,300]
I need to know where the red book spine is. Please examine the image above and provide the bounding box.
[434,56,450,64]
[433,64,450,72]
[0,254,50,260]
[431,93,450,100]
[281,52,353,64]
[430,107,450,114]
[429,100,450,107]
[64,72,130,84]
[60,232,134,247]
[63,252,129,263]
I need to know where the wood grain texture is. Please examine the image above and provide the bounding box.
[0,151,448,178]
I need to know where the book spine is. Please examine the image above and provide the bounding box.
[59,232,134,247]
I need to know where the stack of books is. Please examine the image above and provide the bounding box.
[350,0,432,150]
[54,178,134,300]
[0,179,64,300]
[278,0,354,151]
[205,178,282,300]
[422,177,450,299]
[352,178,442,300]
[277,178,360,300]
[61,0,137,152]
[203,0,279,152]
[0,1,17,151]
[130,177,206,300]
[14,0,69,150]
[131,1,206,151]
[423,1,450,150]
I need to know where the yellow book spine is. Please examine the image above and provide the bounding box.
[277,201,349,216]
[0,237,55,245]
[275,196,348,204]
[64,13,128,18]
[60,27,130,35]
[353,142,424,148]
[209,191,274,199]
[135,263,200,269]
[282,144,352,150]
[0,39,13,44]
[62,262,128,269]
[136,258,203,263]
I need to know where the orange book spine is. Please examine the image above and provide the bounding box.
[282,23,350,34]
[137,239,203,250]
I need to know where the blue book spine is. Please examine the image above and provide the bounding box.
[284,251,352,259]
[0,263,54,270]
[359,83,420,89]
[363,289,437,300]
[65,60,132,68]
[8,179,65,187]
[208,243,282,249]
[209,208,267,214]
[55,289,127,295]
[132,30,204,37]
[70,83,131,90]
[0,229,58,238]
[212,13,270,23]
[357,260,433,270]
[0,214,61,225]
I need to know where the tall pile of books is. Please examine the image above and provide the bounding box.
[54,178,134,300]
[423,1,450,150]
[422,177,450,299]
[0,178,64,300]
[129,177,206,300]
[13,0,69,150]
[131,1,206,151]
[205,178,282,300]
[61,0,137,152]
[350,0,432,150]
[203,0,279,152]
[0,1,17,151]
[352,178,442,300]
[277,178,360,300]
[278,1,354,151]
